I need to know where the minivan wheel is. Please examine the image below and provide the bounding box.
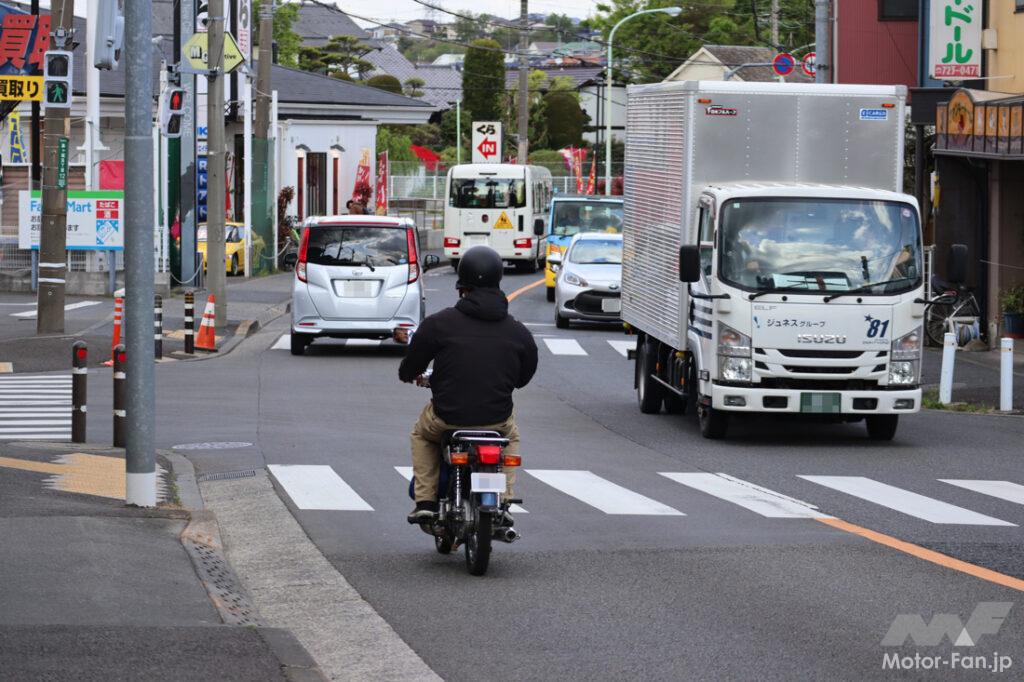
[290,332,309,356]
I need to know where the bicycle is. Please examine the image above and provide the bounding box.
[925,279,981,347]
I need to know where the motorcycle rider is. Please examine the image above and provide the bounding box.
[399,246,538,525]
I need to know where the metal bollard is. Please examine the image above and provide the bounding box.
[71,341,87,443]
[939,332,957,405]
[184,291,195,354]
[113,344,126,448]
[1000,338,1014,412]
[154,294,163,360]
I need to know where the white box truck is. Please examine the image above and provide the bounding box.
[622,81,935,440]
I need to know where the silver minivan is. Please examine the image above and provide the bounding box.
[290,216,439,355]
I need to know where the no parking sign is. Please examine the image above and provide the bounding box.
[772,53,796,78]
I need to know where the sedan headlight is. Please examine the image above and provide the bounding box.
[719,357,753,383]
[563,271,587,287]
[717,323,751,358]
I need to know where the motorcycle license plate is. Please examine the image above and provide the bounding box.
[471,472,506,493]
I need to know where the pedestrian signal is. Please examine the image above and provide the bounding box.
[43,51,73,109]
[160,87,185,138]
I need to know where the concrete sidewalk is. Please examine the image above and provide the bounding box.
[0,440,326,680]
[0,273,292,373]
[922,340,1024,411]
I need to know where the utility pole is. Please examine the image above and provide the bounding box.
[178,0,197,288]
[770,0,780,47]
[253,0,274,274]
[254,2,273,142]
[207,0,227,327]
[516,0,529,164]
[36,1,74,335]
[124,0,156,506]
[815,0,830,83]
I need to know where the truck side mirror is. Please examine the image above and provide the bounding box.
[533,218,544,237]
[947,243,968,285]
[679,245,701,283]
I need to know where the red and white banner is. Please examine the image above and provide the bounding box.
[375,151,389,215]
[584,154,596,195]
[352,148,373,206]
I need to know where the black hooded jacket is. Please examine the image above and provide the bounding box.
[399,287,538,425]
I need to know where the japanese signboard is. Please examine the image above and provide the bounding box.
[375,151,389,215]
[18,191,126,251]
[929,0,981,80]
[0,74,40,100]
[56,136,68,188]
[184,31,246,73]
[472,122,502,163]
[0,12,50,73]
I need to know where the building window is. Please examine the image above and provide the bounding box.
[1017,0,1024,13]
[878,0,918,20]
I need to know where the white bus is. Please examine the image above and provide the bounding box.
[443,164,553,272]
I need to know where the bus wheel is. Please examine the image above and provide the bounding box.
[450,259,460,271]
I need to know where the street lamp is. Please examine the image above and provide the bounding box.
[604,6,681,195]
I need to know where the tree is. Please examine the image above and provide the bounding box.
[366,74,403,94]
[544,90,587,149]
[454,14,485,42]
[545,13,576,42]
[376,126,418,164]
[439,107,471,152]
[403,77,426,98]
[299,35,374,80]
[253,0,301,67]
[462,39,506,123]
[506,70,551,150]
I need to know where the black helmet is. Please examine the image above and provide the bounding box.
[456,246,503,289]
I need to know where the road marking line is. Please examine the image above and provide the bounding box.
[10,301,101,318]
[271,334,289,350]
[394,466,528,514]
[0,419,71,426]
[0,401,72,406]
[799,476,1015,526]
[525,469,684,516]
[268,464,374,511]
[660,473,830,518]
[0,377,72,383]
[543,338,587,356]
[939,479,1024,506]
[507,278,545,302]
[0,390,71,396]
[818,517,1024,593]
[607,339,637,357]
[0,408,71,414]
[524,322,557,327]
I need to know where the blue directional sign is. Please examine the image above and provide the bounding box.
[772,52,796,77]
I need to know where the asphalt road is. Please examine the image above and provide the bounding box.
[67,264,1024,680]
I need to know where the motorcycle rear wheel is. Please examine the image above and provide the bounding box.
[465,510,492,576]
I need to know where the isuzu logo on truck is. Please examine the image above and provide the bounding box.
[797,334,848,344]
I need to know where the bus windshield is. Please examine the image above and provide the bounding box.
[551,201,623,236]
[718,198,922,294]
[450,177,527,209]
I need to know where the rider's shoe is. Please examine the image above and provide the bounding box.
[407,501,438,525]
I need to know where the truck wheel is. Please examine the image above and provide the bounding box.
[698,398,729,439]
[517,258,538,274]
[865,415,898,441]
[636,337,663,414]
[546,287,555,303]
[450,259,460,271]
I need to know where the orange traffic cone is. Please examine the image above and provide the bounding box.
[102,297,124,366]
[195,295,218,352]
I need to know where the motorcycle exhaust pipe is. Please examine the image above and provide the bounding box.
[498,527,520,543]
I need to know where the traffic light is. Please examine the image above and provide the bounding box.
[43,51,73,109]
[160,87,185,138]
[93,0,125,70]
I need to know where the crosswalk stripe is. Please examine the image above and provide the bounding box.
[0,401,71,406]
[525,469,683,516]
[268,464,374,511]
[940,480,1024,506]
[607,340,637,358]
[394,466,528,514]
[799,476,1016,526]
[543,339,587,356]
[0,373,71,441]
[0,390,71,395]
[0,378,72,383]
[0,419,71,426]
[660,473,830,519]
[271,334,290,350]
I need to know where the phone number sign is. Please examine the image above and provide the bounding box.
[18,191,125,251]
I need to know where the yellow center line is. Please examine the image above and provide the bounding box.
[507,278,545,302]
[818,517,1024,592]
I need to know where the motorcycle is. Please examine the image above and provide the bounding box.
[408,373,522,576]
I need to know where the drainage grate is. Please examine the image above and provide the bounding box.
[181,531,260,627]
[197,469,258,483]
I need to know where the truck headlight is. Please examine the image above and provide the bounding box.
[888,360,918,385]
[892,327,922,361]
[719,357,753,383]
[718,323,751,358]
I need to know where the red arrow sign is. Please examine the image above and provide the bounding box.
[476,137,497,159]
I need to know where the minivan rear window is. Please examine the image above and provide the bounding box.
[307,226,409,267]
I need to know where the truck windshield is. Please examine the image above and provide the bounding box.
[718,198,921,295]
[450,178,526,209]
[551,201,623,236]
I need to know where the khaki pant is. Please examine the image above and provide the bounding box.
[410,402,519,503]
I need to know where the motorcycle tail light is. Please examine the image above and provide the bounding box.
[450,451,469,465]
[477,445,501,465]
[502,454,521,467]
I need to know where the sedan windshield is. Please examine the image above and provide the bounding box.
[719,198,921,295]
[450,178,526,209]
[551,201,623,237]
[307,226,408,267]
[569,239,623,265]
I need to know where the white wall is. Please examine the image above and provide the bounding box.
[579,84,627,145]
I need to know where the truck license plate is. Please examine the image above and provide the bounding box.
[471,472,506,493]
[602,298,622,313]
[800,393,842,414]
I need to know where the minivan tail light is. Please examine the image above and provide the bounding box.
[477,445,501,465]
[296,227,310,283]
[514,238,532,249]
[444,237,461,248]
[406,228,419,284]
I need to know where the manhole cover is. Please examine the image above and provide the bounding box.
[172,441,254,451]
